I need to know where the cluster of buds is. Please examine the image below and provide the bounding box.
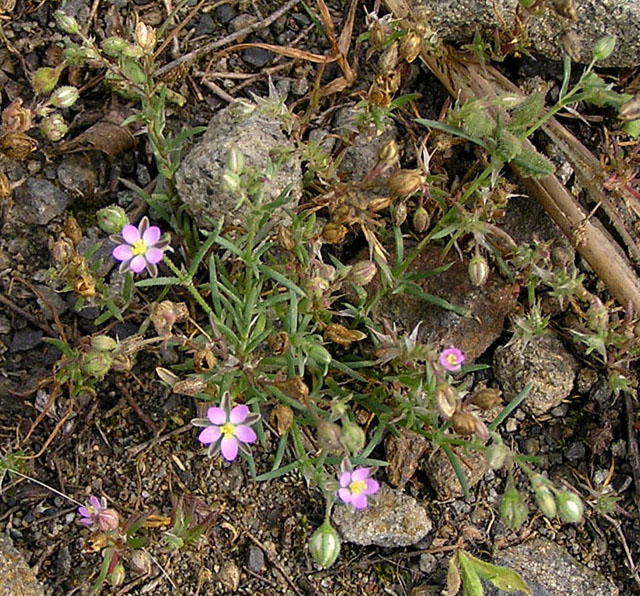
[83,335,120,380]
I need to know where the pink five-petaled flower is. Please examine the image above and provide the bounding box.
[77,495,120,531]
[111,216,169,276]
[191,392,260,462]
[337,467,380,510]
[439,347,466,372]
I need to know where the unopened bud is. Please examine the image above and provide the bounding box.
[83,350,113,380]
[221,171,241,193]
[40,113,68,141]
[340,420,366,454]
[399,31,422,63]
[388,169,424,197]
[592,35,616,62]
[91,335,117,351]
[500,484,528,531]
[349,260,377,286]
[101,36,130,57]
[485,443,509,470]
[306,276,330,299]
[54,10,79,34]
[226,147,244,174]
[50,85,79,108]
[556,491,584,523]
[412,206,430,233]
[32,67,61,95]
[317,421,343,455]
[97,205,128,234]
[309,521,341,568]
[307,344,332,369]
[535,485,557,518]
[110,562,126,587]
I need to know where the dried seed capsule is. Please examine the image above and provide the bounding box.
[399,31,422,63]
[412,206,430,233]
[471,387,502,410]
[388,169,424,197]
[451,409,477,436]
[322,222,348,244]
[378,41,399,73]
[324,323,367,347]
[393,201,407,226]
[349,260,377,286]
[378,139,399,166]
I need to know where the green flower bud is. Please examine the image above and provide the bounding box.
[91,335,117,351]
[101,36,130,57]
[40,113,68,142]
[50,86,79,109]
[468,255,489,286]
[96,205,129,234]
[221,171,241,193]
[32,67,61,95]
[535,485,557,518]
[500,484,528,531]
[109,562,126,587]
[226,148,244,174]
[340,420,365,454]
[54,10,79,35]
[83,350,113,380]
[485,443,509,470]
[306,343,332,369]
[309,521,341,568]
[556,491,584,523]
[592,35,616,62]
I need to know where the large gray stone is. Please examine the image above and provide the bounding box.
[0,534,44,596]
[414,0,640,68]
[484,538,618,596]
[175,101,302,229]
[13,178,71,225]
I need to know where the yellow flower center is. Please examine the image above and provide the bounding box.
[131,239,147,256]
[447,354,458,365]
[349,479,367,495]
[87,505,96,515]
[220,422,236,438]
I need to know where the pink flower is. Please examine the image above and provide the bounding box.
[77,495,120,531]
[337,468,379,510]
[439,347,465,372]
[191,392,260,462]
[111,216,169,276]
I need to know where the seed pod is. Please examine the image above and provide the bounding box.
[277,226,295,251]
[340,419,365,454]
[556,491,584,523]
[63,216,82,246]
[485,443,509,470]
[560,30,582,62]
[349,260,377,286]
[500,484,528,531]
[172,377,208,396]
[97,205,128,234]
[368,196,392,211]
[0,172,9,198]
[309,521,341,568]
[83,350,113,380]
[322,222,348,244]
[412,206,430,233]
[324,323,367,347]
[101,36,130,57]
[268,331,290,355]
[369,20,386,51]
[378,139,399,166]
[471,387,502,410]
[388,169,424,197]
[2,98,32,133]
[54,10,79,34]
[592,35,616,62]
[91,335,117,351]
[50,86,79,109]
[32,67,61,95]
[129,550,152,575]
[274,376,309,401]
[399,31,422,63]
[109,563,126,587]
[451,409,477,436]
[74,272,97,298]
[316,421,343,455]
[41,113,68,142]
[435,383,458,420]
[0,131,38,160]
[393,201,407,226]
[378,41,399,73]
[552,0,577,21]
[135,21,156,53]
[270,404,294,436]
[620,95,640,122]
[535,485,557,518]
[468,255,489,286]
[193,347,216,373]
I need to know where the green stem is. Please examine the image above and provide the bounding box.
[163,255,213,316]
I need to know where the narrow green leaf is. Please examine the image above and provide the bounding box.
[464,552,530,594]
[442,444,470,499]
[458,551,485,596]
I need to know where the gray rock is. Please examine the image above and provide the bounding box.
[333,107,397,181]
[243,46,274,67]
[247,545,264,572]
[13,178,71,225]
[0,533,44,596]
[494,332,578,416]
[423,445,487,499]
[57,154,99,196]
[175,102,302,228]
[415,0,640,68]
[10,328,43,352]
[484,538,618,596]
[35,285,68,320]
[332,483,432,547]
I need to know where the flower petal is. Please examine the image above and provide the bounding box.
[351,468,370,482]
[229,404,249,424]
[337,488,352,504]
[142,225,161,246]
[89,496,102,509]
[121,224,140,244]
[363,478,380,495]
[130,255,147,273]
[351,494,368,509]
[78,507,90,517]
[235,424,257,444]
[198,426,220,445]
[145,247,164,264]
[112,244,132,262]
[220,436,239,461]
[79,518,94,526]
[207,407,226,425]
[339,472,352,488]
